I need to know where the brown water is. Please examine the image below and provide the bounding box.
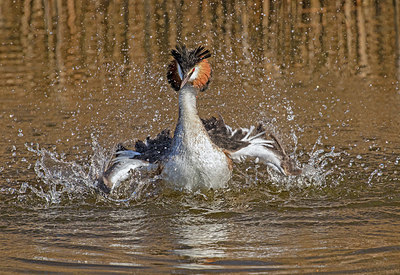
[1,0,400,273]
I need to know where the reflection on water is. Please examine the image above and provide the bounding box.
[173,215,228,259]
[1,0,400,89]
[1,0,400,273]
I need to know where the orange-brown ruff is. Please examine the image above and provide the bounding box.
[167,45,212,92]
[167,59,211,91]
[97,45,301,193]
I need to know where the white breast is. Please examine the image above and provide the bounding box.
[162,133,231,191]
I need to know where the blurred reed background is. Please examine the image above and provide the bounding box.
[0,0,399,89]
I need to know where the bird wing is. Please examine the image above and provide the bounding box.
[202,115,301,176]
[97,130,172,193]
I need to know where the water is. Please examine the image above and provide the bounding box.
[1,0,400,273]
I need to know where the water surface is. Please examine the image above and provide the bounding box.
[1,0,400,273]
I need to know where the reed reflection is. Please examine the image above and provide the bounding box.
[1,0,399,90]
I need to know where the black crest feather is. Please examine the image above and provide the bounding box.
[170,44,211,72]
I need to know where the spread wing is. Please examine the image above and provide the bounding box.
[97,130,172,193]
[202,116,302,176]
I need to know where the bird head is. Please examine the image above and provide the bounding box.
[167,45,212,92]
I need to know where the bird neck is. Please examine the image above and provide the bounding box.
[178,86,198,119]
[173,86,207,142]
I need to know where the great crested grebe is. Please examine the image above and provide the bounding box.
[97,45,301,193]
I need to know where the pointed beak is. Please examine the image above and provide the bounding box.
[180,70,194,89]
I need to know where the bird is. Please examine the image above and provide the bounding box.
[97,45,301,193]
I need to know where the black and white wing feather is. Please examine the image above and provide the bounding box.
[202,116,302,176]
[97,131,172,193]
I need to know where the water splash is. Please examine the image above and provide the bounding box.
[258,135,342,191]
[17,124,345,207]
[24,140,103,205]
[22,136,164,206]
